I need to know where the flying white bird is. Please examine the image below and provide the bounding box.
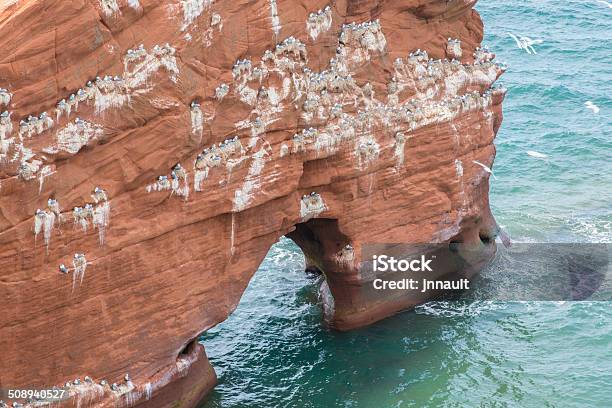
[508,33,525,51]
[527,150,548,159]
[596,0,612,9]
[472,160,497,180]
[585,101,600,114]
[507,33,543,54]
[498,228,512,248]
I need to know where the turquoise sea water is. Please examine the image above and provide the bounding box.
[199,1,611,407]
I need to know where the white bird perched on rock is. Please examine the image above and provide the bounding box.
[584,101,600,114]
[472,160,497,180]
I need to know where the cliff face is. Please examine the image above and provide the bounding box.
[0,0,504,407]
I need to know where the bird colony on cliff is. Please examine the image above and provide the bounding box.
[0,1,506,405]
[1,1,506,275]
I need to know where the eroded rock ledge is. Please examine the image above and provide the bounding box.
[0,0,504,407]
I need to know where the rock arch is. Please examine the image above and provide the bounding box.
[0,0,504,407]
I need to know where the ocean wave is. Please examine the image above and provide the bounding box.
[414,300,507,317]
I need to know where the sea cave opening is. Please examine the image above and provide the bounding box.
[197,217,358,405]
[197,235,327,406]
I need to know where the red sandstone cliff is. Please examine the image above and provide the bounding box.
[0,0,505,406]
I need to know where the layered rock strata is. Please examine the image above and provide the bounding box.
[0,0,504,407]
